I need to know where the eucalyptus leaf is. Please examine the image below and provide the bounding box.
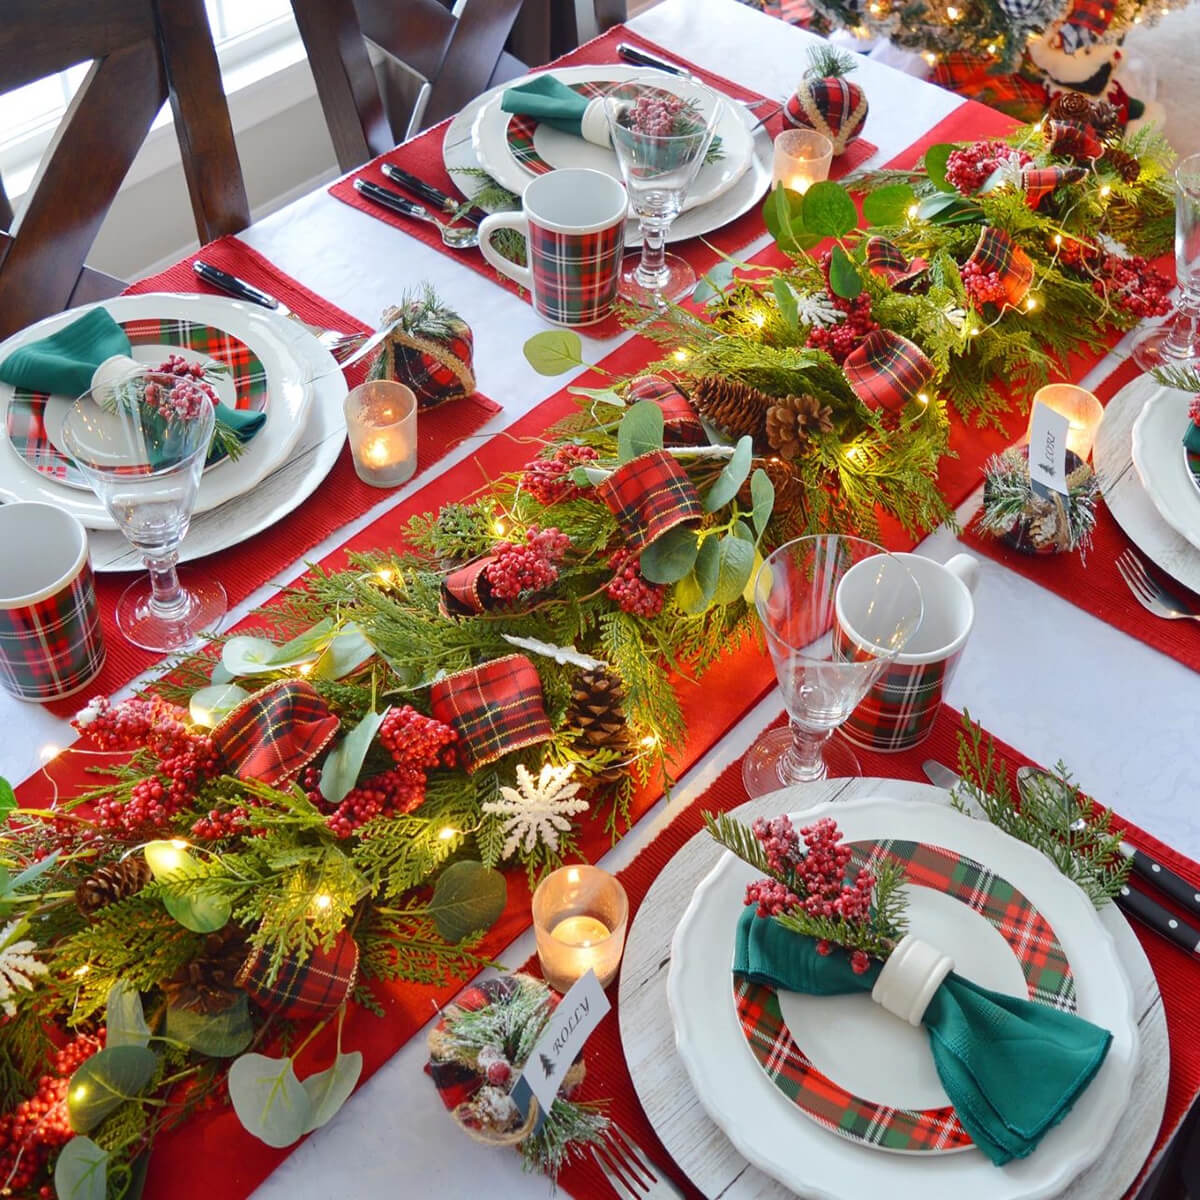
[567,385,625,407]
[675,537,721,615]
[750,468,775,538]
[703,436,752,512]
[320,708,389,805]
[638,526,699,584]
[762,185,819,253]
[918,192,982,225]
[228,1053,313,1149]
[221,635,286,677]
[0,777,14,820]
[301,1051,363,1133]
[54,1136,108,1200]
[105,981,150,1049]
[616,400,664,464]
[311,623,375,681]
[67,1046,158,1134]
[167,994,254,1058]
[8,850,60,893]
[163,890,232,935]
[771,277,798,331]
[801,181,857,237]
[828,244,863,300]
[743,548,766,605]
[692,260,736,304]
[523,329,585,376]
[210,660,235,685]
[428,860,507,943]
[712,534,757,605]
[924,143,956,192]
[189,683,249,728]
[569,466,595,487]
[268,618,335,666]
[861,183,917,226]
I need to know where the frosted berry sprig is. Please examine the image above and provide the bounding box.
[377,705,458,770]
[605,549,666,618]
[621,93,706,139]
[961,259,1009,309]
[944,140,1033,195]
[522,445,599,506]
[1091,251,1172,319]
[483,526,571,602]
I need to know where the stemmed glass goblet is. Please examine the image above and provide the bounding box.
[1132,151,1200,372]
[604,76,724,307]
[742,535,923,797]
[61,367,227,651]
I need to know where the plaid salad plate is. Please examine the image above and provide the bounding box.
[734,837,1076,1154]
[4,316,267,489]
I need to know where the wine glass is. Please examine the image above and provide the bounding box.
[742,535,923,797]
[1132,152,1200,371]
[604,76,724,307]
[61,367,227,651]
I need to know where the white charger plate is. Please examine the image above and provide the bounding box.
[1130,381,1200,551]
[0,294,314,530]
[470,65,754,214]
[443,75,773,248]
[666,794,1138,1200]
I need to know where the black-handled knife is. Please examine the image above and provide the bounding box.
[353,178,426,218]
[616,42,686,75]
[380,164,481,225]
[192,260,278,310]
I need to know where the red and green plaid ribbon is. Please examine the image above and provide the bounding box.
[863,237,928,290]
[627,375,707,446]
[965,226,1035,307]
[440,557,497,617]
[210,679,341,786]
[237,927,360,1020]
[1047,119,1105,161]
[429,654,552,773]
[1021,164,1088,209]
[843,330,935,413]
[596,449,702,553]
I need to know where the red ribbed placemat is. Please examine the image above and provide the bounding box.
[546,704,1200,1200]
[328,24,876,320]
[45,237,500,715]
[961,355,1200,672]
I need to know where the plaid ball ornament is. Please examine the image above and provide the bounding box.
[785,47,867,156]
[236,927,360,1019]
[368,286,475,410]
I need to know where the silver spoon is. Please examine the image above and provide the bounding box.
[353,179,479,250]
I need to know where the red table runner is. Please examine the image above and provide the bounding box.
[548,705,1200,1200]
[328,24,876,327]
[49,237,501,716]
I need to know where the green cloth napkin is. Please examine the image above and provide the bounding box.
[0,308,265,446]
[1184,419,1200,455]
[501,75,593,139]
[734,906,1112,1165]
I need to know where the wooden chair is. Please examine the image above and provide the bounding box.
[0,0,250,339]
[291,0,627,173]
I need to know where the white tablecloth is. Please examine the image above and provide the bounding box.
[2,2,1194,1194]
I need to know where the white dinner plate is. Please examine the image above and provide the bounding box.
[443,75,773,248]
[0,295,315,530]
[667,794,1138,1200]
[1130,381,1200,552]
[469,65,753,214]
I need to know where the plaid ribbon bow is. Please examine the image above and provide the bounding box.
[429,654,552,773]
[864,237,929,290]
[627,375,707,446]
[210,679,340,786]
[1021,164,1088,209]
[1047,119,1104,162]
[964,227,1035,307]
[843,330,935,412]
[1059,0,1117,50]
[439,557,497,617]
[237,927,360,1019]
[596,449,702,554]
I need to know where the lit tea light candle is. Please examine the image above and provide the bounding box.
[772,129,834,195]
[1027,384,1104,461]
[344,380,418,487]
[533,865,628,991]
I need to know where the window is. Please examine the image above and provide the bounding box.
[0,2,300,202]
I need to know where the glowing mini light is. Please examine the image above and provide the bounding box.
[72,1086,89,1104]
[39,744,59,764]
[437,827,458,841]
[753,310,767,328]
[917,393,930,406]
[907,204,920,219]
[1100,184,1112,198]
[1025,296,1039,311]
[969,326,981,337]
[298,662,314,676]
[1053,234,1063,246]
[986,42,997,53]
[145,840,193,878]
[492,519,507,536]
[921,51,937,66]
[312,893,333,911]
[73,964,90,978]
[946,6,960,18]
[639,734,658,748]
[672,349,689,363]
[376,568,395,585]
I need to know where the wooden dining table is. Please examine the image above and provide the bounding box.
[2,0,1196,1195]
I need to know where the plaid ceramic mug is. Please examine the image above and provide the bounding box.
[0,502,105,702]
[477,168,627,326]
[835,553,978,752]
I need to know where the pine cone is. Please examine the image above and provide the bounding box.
[1046,91,1094,125]
[690,376,771,447]
[566,668,630,785]
[161,925,249,1015]
[1090,100,1121,137]
[1101,147,1140,184]
[740,455,805,513]
[765,393,833,460]
[75,858,151,916]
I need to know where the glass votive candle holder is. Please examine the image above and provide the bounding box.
[532,865,629,992]
[344,380,418,487]
[771,129,833,194]
[1028,384,1104,461]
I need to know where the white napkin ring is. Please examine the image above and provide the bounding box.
[90,354,144,393]
[870,934,954,1026]
[580,97,613,149]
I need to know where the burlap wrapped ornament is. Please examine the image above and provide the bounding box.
[367,284,475,410]
[785,46,868,156]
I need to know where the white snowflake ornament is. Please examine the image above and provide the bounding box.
[793,290,842,329]
[482,763,588,859]
[0,920,48,1017]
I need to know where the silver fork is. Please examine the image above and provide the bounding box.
[591,1126,684,1199]
[1115,549,1200,621]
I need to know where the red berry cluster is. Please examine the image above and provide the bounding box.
[1092,252,1172,319]
[1189,396,1200,428]
[191,805,252,840]
[605,549,667,617]
[1049,234,1099,269]
[0,1032,103,1194]
[944,140,1032,194]
[483,527,571,601]
[805,257,879,364]
[960,259,1009,308]
[142,355,219,423]
[522,445,599,506]
[377,705,458,770]
[745,876,800,917]
[320,768,428,838]
[74,696,193,759]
